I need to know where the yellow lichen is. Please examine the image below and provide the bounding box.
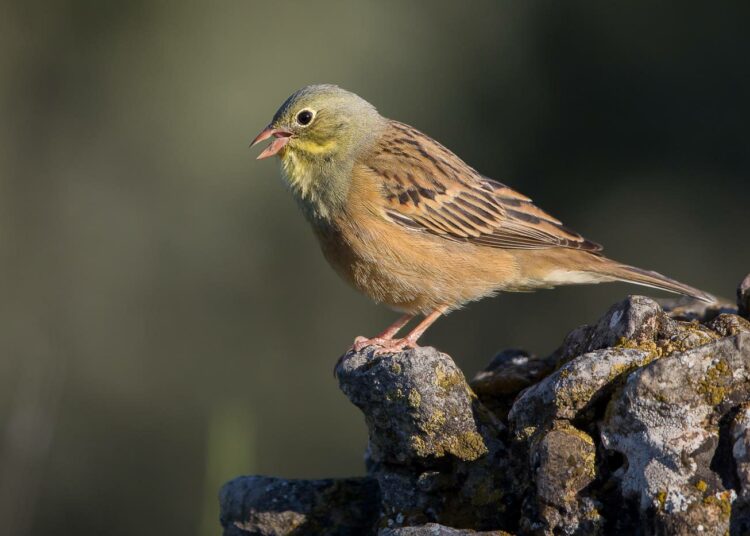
[434,364,464,391]
[422,410,446,433]
[408,389,421,409]
[616,337,663,360]
[554,420,594,446]
[656,490,667,510]
[585,507,601,521]
[448,430,488,461]
[695,480,708,492]
[703,491,733,519]
[697,359,731,406]
[410,435,428,456]
[668,321,720,353]
[410,428,487,461]
[615,321,720,366]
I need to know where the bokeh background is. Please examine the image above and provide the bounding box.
[1,1,748,534]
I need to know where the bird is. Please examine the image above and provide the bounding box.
[251,84,714,354]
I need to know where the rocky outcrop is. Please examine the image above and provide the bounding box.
[219,476,380,536]
[220,275,750,535]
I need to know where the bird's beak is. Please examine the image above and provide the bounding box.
[250,126,293,160]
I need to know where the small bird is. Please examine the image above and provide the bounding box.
[251,85,714,354]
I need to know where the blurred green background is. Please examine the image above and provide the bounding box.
[0,1,748,535]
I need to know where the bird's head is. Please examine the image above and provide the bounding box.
[251,84,384,165]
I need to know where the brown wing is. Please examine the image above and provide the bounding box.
[364,120,603,252]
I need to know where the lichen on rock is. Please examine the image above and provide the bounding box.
[335,347,492,464]
[219,274,750,536]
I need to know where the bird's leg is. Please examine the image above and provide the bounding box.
[353,314,414,352]
[373,306,448,355]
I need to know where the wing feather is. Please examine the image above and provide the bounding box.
[364,120,603,253]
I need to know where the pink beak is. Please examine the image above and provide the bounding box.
[250,126,293,160]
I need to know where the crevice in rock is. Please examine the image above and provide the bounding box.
[711,406,742,493]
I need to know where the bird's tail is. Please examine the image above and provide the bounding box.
[596,261,715,303]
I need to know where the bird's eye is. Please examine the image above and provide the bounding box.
[296,109,314,126]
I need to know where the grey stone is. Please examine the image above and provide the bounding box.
[336,346,491,464]
[221,289,750,535]
[705,313,750,337]
[601,334,750,535]
[529,421,603,535]
[731,402,750,500]
[336,347,521,530]
[738,273,750,319]
[219,476,379,536]
[379,524,509,535]
[508,347,652,438]
[556,295,668,361]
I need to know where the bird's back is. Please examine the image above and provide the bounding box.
[361,120,603,254]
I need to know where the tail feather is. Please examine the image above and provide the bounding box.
[604,263,716,303]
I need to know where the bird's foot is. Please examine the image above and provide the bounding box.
[336,335,420,377]
[372,337,418,355]
[334,337,396,378]
[352,336,418,354]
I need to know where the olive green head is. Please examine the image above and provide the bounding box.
[252,85,386,220]
[255,84,385,163]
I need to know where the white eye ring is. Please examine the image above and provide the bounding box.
[296,109,315,126]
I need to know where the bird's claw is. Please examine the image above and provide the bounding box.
[351,336,418,354]
[337,336,421,377]
[371,337,418,355]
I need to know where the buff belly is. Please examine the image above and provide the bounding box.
[314,215,524,315]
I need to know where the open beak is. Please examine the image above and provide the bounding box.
[250,126,293,160]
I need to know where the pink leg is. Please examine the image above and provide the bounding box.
[353,314,414,352]
[373,306,448,355]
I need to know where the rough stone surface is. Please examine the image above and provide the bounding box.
[739,274,750,319]
[220,274,750,536]
[471,350,555,420]
[379,524,510,535]
[601,334,749,535]
[732,403,750,499]
[219,476,379,536]
[336,347,491,464]
[336,347,522,530]
[508,346,653,437]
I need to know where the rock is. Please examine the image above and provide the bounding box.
[219,476,379,536]
[508,347,653,438]
[336,346,491,464]
[706,313,750,337]
[220,280,750,535]
[732,403,750,500]
[731,403,750,535]
[529,421,602,535]
[379,524,510,535]
[601,334,750,535]
[739,273,750,319]
[556,296,668,362]
[470,350,555,420]
[337,346,522,531]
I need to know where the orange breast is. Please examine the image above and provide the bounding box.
[311,171,522,314]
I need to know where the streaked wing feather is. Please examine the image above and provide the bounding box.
[367,121,603,253]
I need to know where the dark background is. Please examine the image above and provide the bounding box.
[0,2,748,535]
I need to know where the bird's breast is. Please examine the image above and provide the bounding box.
[310,196,521,314]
